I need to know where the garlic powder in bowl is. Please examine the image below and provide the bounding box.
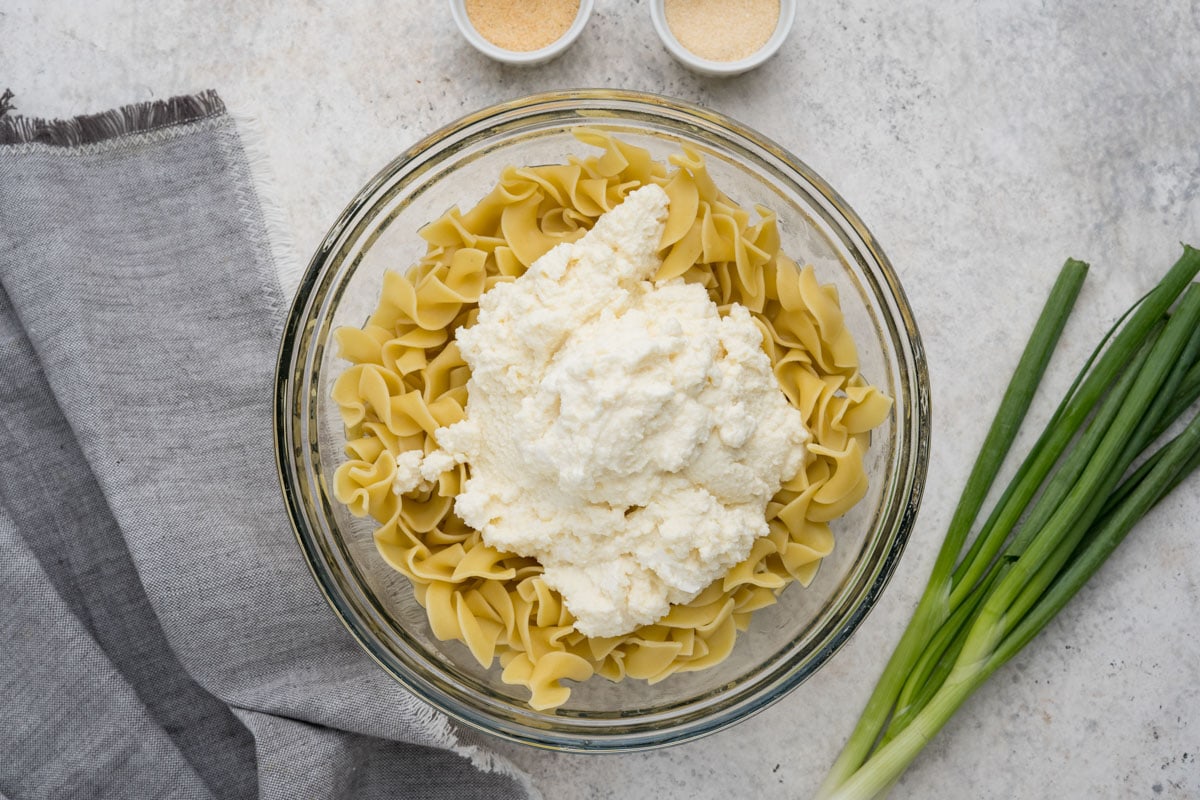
[651,0,797,76]
[450,0,594,65]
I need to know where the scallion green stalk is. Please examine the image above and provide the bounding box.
[814,245,1200,800]
[813,259,1088,796]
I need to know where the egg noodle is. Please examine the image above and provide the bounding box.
[331,131,891,710]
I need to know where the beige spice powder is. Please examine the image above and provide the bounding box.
[465,0,581,52]
[664,0,780,62]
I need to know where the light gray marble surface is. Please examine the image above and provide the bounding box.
[4,1,1198,797]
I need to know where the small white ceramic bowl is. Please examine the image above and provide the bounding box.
[650,0,796,77]
[449,0,594,66]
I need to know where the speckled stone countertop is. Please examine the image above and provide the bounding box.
[4,1,1197,797]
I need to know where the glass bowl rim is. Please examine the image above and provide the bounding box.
[274,88,931,752]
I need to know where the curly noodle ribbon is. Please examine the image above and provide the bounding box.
[330,130,891,710]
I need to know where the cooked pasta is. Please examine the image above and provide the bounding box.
[331,131,891,710]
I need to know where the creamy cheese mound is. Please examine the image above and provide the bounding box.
[425,184,810,638]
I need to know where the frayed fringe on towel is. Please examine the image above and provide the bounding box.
[0,89,225,147]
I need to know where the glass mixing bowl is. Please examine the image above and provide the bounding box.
[275,90,929,751]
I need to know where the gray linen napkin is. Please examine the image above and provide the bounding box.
[0,90,536,800]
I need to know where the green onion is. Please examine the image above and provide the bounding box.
[814,246,1200,800]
